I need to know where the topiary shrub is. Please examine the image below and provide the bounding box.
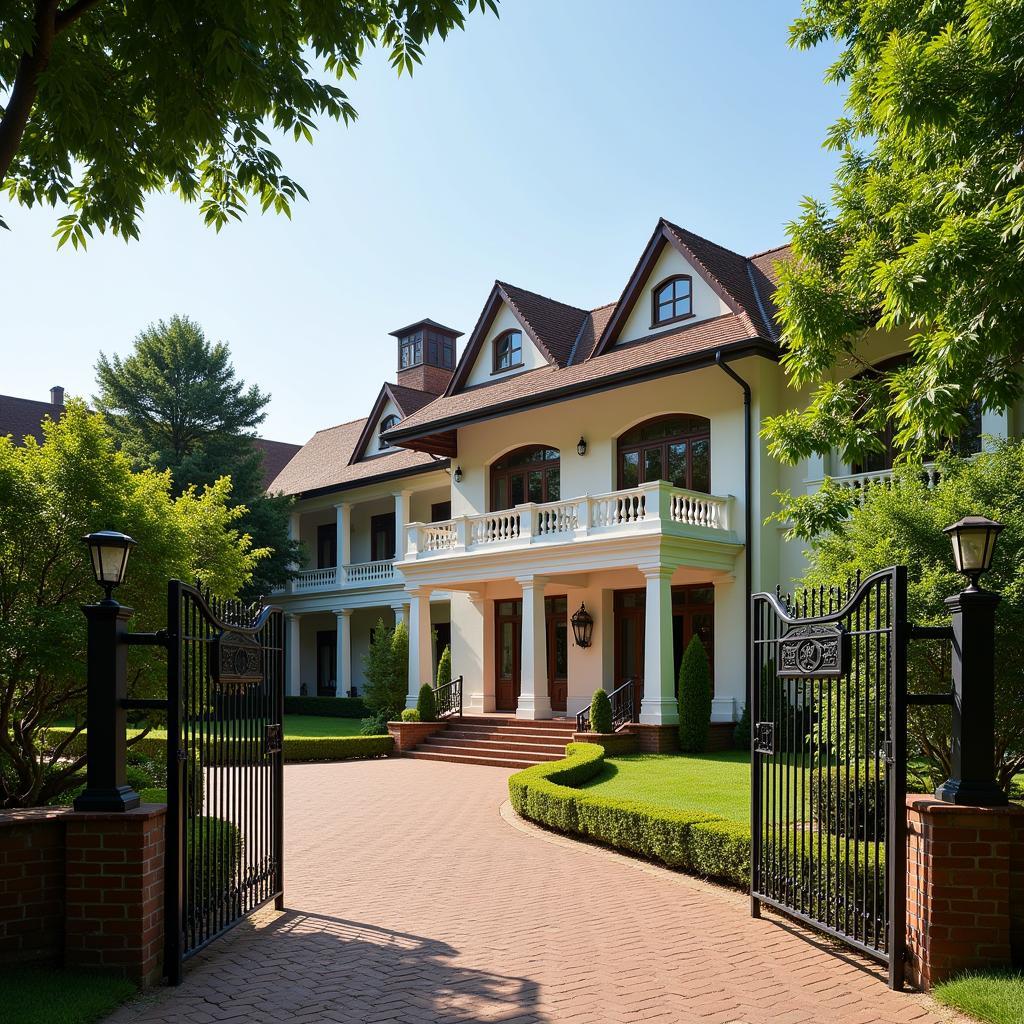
[417,683,436,723]
[589,688,612,734]
[678,635,712,752]
[401,708,420,722]
[436,645,452,688]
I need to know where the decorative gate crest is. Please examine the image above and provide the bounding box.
[777,622,847,678]
[216,629,264,692]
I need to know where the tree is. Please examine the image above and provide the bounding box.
[678,635,711,753]
[362,618,408,720]
[0,401,264,808]
[799,440,1024,792]
[436,645,452,689]
[764,2,1024,479]
[0,1,499,244]
[95,315,297,598]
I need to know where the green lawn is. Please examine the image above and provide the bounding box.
[62,714,368,741]
[1,967,136,1024]
[933,971,1024,1024]
[578,750,751,823]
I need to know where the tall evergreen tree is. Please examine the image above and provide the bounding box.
[95,315,298,598]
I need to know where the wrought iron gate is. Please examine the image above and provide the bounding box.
[750,567,907,989]
[164,580,285,983]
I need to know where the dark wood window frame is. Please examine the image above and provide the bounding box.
[650,274,694,329]
[489,445,560,511]
[492,329,524,374]
[370,511,396,562]
[399,331,423,369]
[316,523,337,569]
[378,413,400,449]
[430,500,452,523]
[617,414,711,493]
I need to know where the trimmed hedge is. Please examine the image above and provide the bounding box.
[810,763,886,840]
[283,696,367,718]
[508,743,750,886]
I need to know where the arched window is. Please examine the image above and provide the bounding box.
[378,414,400,449]
[492,330,523,373]
[490,445,560,510]
[617,415,710,492]
[850,355,982,473]
[652,275,693,327]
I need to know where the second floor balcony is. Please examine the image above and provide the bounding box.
[404,480,735,562]
[289,559,398,594]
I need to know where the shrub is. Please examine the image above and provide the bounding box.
[678,635,712,753]
[734,701,751,750]
[280,736,392,761]
[436,645,452,688]
[359,711,392,736]
[589,689,612,734]
[401,708,420,722]
[416,683,436,723]
[362,618,408,719]
[283,696,367,718]
[810,762,886,840]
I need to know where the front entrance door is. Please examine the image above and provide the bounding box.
[613,590,645,712]
[495,599,521,712]
[546,596,568,713]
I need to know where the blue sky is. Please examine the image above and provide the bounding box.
[1,0,844,444]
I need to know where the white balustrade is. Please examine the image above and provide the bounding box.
[291,566,338,592]
[405,482,733,560]
[343,560,396,585]
[829,465,941,506]
[289,559,398,592]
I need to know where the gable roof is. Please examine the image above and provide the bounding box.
[445,281,590,393]
[347,381,444,466]
[253,438,301,489]
[269,416,444,497]
[0,393,64,445]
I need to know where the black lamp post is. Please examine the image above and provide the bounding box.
[935,515,1008,806]
[74,531,141,812]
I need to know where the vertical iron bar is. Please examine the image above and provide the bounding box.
[888,567,908,989]
[164,582,184,985]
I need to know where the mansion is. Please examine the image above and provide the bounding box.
[269,217,1015,729]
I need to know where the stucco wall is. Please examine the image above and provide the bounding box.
[464,302,550,387]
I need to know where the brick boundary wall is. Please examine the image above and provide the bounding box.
[387,720,448,752]
[905,795,1024,989]
[0,804,166,987]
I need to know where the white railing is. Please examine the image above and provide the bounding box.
[827,465,942,506]
[405,481,733,560]
[288,559,397,593]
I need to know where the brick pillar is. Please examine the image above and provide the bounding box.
[905,795,1024,989]
[64,805,166,987]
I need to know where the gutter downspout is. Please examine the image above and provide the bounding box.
[715,350,753,717]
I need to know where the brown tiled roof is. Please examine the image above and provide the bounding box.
[0,394,64,444]
[497,282,590,367]
[268,416,442,497]
[253,438,301,489]
[388,383,437,418]
[749,243,793,287]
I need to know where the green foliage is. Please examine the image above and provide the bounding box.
[0,1,499,242]
[765,1,1024,473]
[401,708,421,722]
[360,711,393,736]
[810,764,886,840]
[799,443,1024,790]
[677,635,712,753]
[283,696,367,718]
[188,815,243,911]
[934,970,1024,1024]
[734,701,751,750]
[589,688,613,734]
[436,645,452,688]
[0,967,136,1024]
[95,316,296,598]
[0,403,260,808]
[277,735,392,761]
[416,683,436,723]
[362,619,409,719]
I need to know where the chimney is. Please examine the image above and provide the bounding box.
[388,319,462,395]
[50,386,64,407]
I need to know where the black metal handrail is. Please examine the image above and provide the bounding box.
[432,675,463,719]
[575,679,638,733]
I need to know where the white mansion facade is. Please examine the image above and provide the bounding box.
[269,218,1015,725]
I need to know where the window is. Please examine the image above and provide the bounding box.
[399,331,423,369]
[430,500,452,523]
[617,415,711,492]
[316,523,337,569]
[425,329,456,369]
[652,275,693,327]
[492,330,523,372]
[370,512,396,562]
[378,413,400,450]
[490,445,560,510]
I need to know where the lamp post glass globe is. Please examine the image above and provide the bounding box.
[571,602,594,648]
[83,530,136,601]
[944,516,1003,589]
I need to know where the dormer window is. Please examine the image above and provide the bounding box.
[493,330,523,373]
[652,275,693,327]
[379,414,400,449]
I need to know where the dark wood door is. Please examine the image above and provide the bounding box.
[613,590,645,712]
[315,630,337,697]
[546,596,568,713]
[495,599,521,712]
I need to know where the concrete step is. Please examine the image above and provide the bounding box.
[414,741,564,761]
[452,716,577,730]
[403,750,543,769]
[442,728,573,744]
[422,736,567,756]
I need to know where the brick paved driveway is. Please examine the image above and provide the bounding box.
[111,759,962,1024]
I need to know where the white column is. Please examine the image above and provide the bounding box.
[391,602,408,627]
[393,490,411,560]
[516,575,550,720]
[287,512,301,592]
[640,566,677,724]
[334,502,350,579]
[285,612,302,696]
[406,586,434,708]
[335,609,352,698]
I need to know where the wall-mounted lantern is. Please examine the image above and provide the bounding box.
[83,530,136,602]
[570,603,594,648]
[577,436,588,457]
[453,466,463,483]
